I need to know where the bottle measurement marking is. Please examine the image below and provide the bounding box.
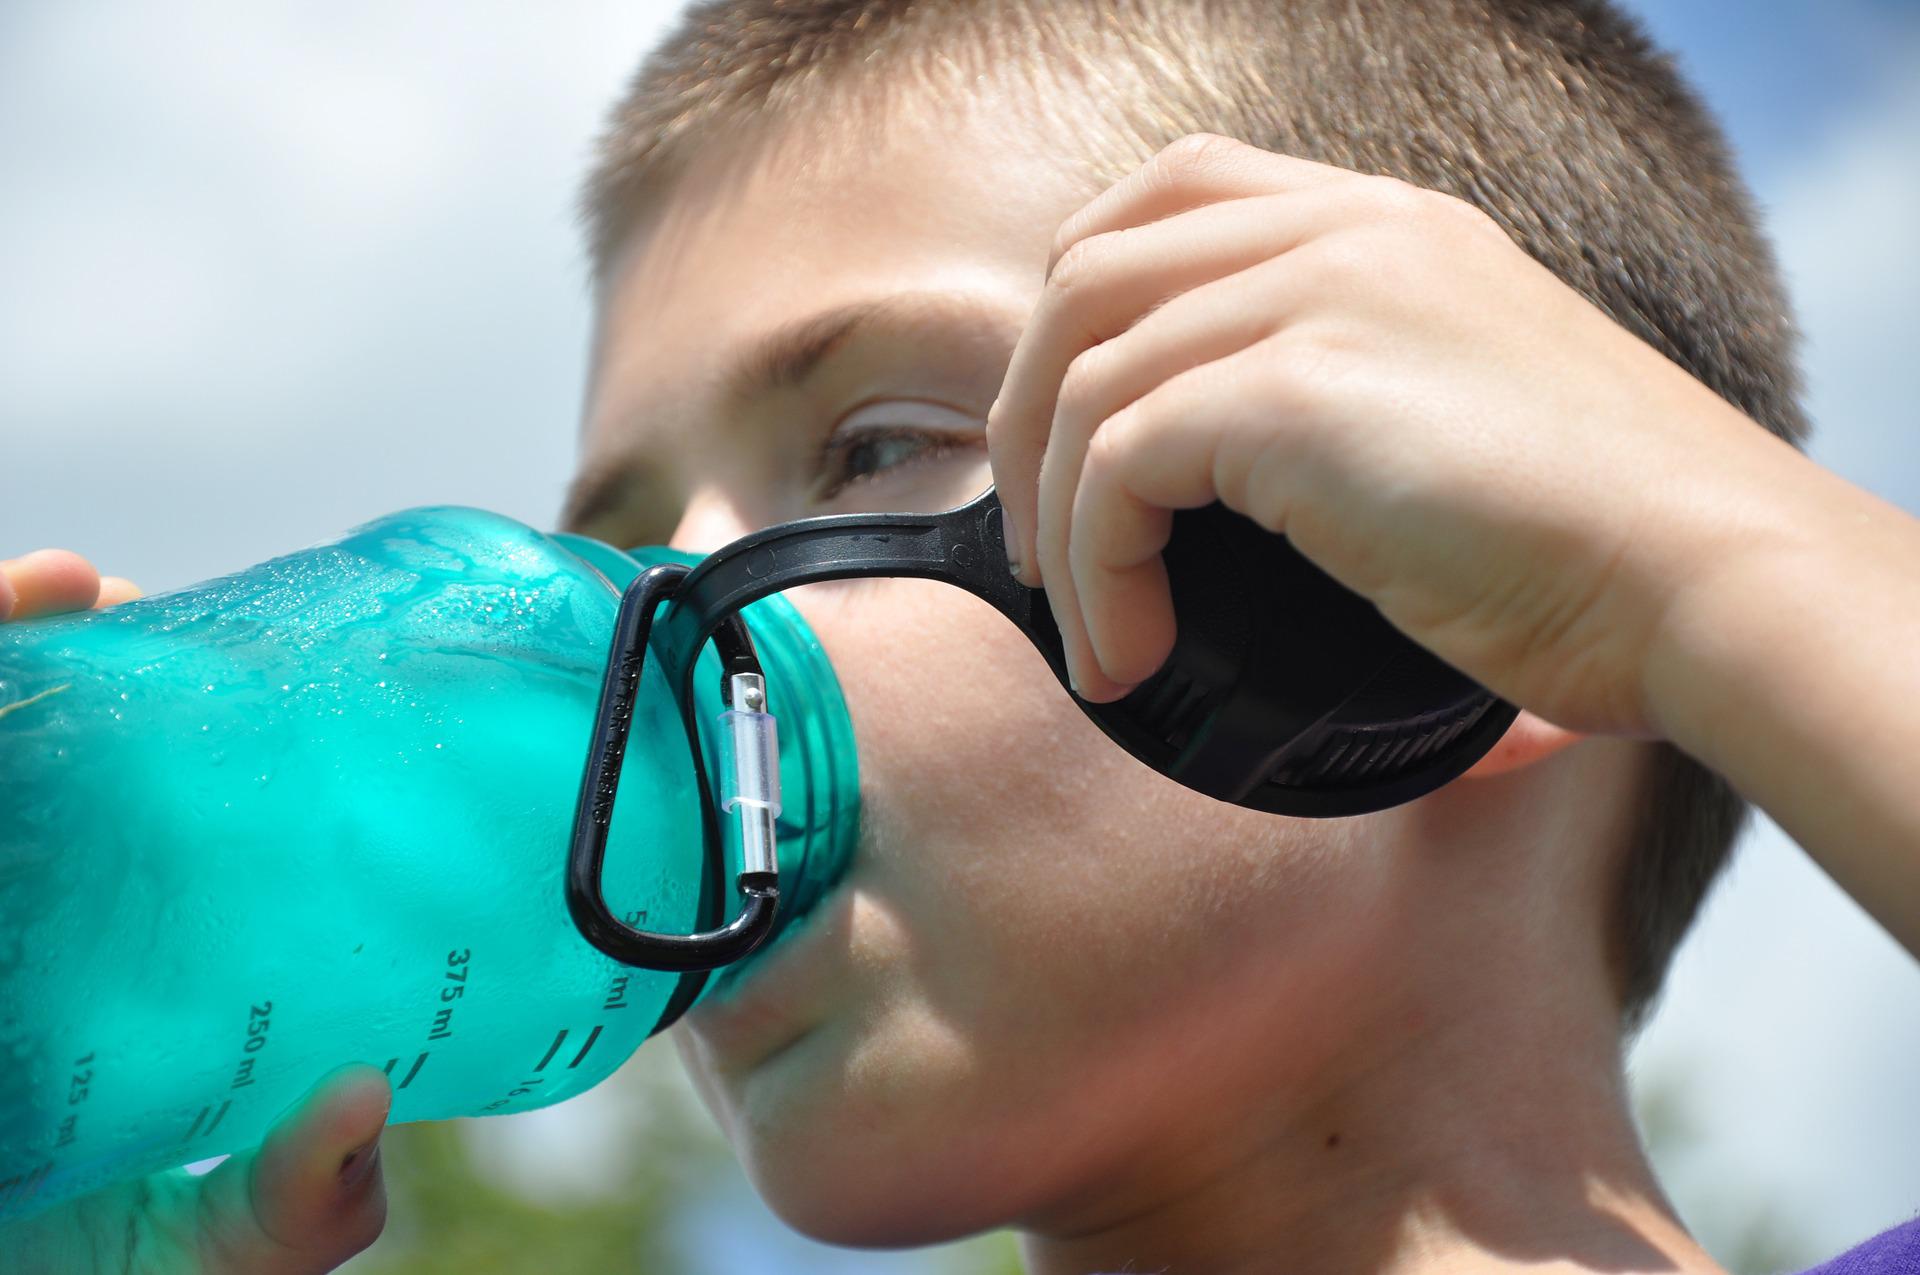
[0,1160,54,1210]
[478,1022,606,1112]
[602,909,646,1011]
[182,1005,265,1145]
[533,1025,603,1073]
[231,1001,272,1089]
[383,947,472,1089]
[383,1053,430,1090]
[431,948,470,1040]
[56,1051,97,1150]
[181,1100,232,1142]
[476,906,647,1110]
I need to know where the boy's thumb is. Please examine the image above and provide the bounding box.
[192,1062,393,1274]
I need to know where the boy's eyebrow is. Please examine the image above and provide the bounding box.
[717,297,892,408]
[714,291,1016,408]
[558,454,666,536]
[562,291,1024,534]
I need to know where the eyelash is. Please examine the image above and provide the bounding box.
[813,424,984,502]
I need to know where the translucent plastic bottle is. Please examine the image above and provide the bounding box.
[0,506,859,1222]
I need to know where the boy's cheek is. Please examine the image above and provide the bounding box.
[727,580,1389,1225]
[782,574,1329,998]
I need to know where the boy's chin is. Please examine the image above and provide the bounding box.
[715,1022,1033,1248]
[743,1142,1017,1250]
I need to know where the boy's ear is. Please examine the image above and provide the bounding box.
[1459,710,1588,779]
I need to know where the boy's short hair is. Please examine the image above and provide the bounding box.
[580,0,1809,1032]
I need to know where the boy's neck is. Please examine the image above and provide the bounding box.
[1016,937,1721,1275]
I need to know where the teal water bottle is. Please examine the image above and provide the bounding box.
[0,506,859,1222]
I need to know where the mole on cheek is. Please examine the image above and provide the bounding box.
[1324,1133,1342,1150]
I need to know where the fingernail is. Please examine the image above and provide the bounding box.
[1000,509,1021,576]
[339,1134,381,1191]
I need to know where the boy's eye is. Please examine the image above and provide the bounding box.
[812,400,987,507]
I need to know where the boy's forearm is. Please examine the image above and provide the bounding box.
[1642,437,1920,956]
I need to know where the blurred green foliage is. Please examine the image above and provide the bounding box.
[1632,1063,1814,1275]
[339,1045,716,1274]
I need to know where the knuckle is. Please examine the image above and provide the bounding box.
[1047,215,1087,274]
[1083,415,1139,499]
[1054,343,1113,420]
[1293,229,1375,286]
[1264,326,1349,407]
[24,546,94,577]
[1440,192,1513,246]
[1428,185,1492,227]
[1045,232,1114,301]
[984,399,1018,452]
[1359,174,1432,221]
[1155,131,1240,178]
[1084,412,1126,475]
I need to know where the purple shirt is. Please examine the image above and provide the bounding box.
[1091,1215,1920,1275]
[1797,1215,1920,1274]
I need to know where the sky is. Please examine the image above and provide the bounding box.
[1,2,1916,1270]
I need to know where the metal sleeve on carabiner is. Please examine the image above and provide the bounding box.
[718,672,781,878]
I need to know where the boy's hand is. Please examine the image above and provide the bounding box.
[988,133,1797,739]
[5,1065,391,1275]
[0,549,143,620]
[2,551,392,1273]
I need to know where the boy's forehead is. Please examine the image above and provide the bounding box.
[583,109,1098,420]
[598,89,1109,307]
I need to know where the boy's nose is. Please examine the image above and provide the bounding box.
[667,490,753,557]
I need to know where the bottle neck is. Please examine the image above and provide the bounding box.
[546,532,860,997]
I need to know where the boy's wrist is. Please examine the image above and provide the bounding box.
[1642,433,1916,755]
[1641,443,1920,948]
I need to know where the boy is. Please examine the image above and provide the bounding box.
[9,1,1919,1271]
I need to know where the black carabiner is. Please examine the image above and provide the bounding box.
[565,561,776,973]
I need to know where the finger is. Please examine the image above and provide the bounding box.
[189,1063,392,1274]
[1068,345,1298,692]
[1033,252,1303,566]
[1033,258,1312,694]
[995,176,1385,589]
[1069,467,1178,696]
[991,191,1329,583]
[92,576,144,609]
[1045,134,1350,279]
[0,549,101,619]
[1060,363,1230,699]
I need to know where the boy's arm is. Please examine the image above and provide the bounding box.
[1643,447,1920,956]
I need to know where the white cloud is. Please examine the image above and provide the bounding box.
[0,1,678,588]
[1766,37,1920,506]
[0,0,673,437]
